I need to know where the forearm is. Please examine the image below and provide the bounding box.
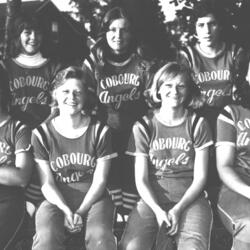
[173,178,206,214]
[75,180,107,216]
[0,166,30,187]
[219,165,250,199]
[42,182,71,215]
[137,179,163,215]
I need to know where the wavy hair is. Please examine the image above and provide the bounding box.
[145,62,205,110]
[49,66,97,118]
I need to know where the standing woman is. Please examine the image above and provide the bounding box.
[83,6,152,213]
[119,62,213,250]
[178,0,249,129]
[216,81,250,249]
[0,70,33,249]
[4,12,64,129]
[31,66,117,250]
[4,13,65,209]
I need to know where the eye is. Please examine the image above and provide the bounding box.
[62,90,69,94]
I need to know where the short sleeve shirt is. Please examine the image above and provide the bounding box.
[32,117,117,200]
[84,53,152,130]
[4,58,64,128]
[216,104,250,176]
[0,117,31,198]
[127,111,213,179]
[179,44,244,108]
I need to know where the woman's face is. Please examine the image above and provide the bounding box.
[106,18,132,54]
[54,78,87,116]
[195,14,221,48]
[20,28,42,55]
[158,75,188,109]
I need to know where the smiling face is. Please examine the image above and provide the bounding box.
[54,78,87,116]
[195,14,221,48]
[20,28,42,55]
[158,75,188,109]
[106,18,132,54]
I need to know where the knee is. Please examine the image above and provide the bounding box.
[118,237,148,250]
[85,227,116,250]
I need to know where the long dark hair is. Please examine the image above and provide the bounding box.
[92,6,146,65]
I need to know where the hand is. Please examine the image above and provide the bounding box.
[155,208,171,229]
[64,210,75,233]
[71,213,83,233]
[167,207,181,236]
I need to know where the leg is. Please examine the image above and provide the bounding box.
[85,196,116,250]
[176,195,213,250]
[122,154,139,213]
[0,194,25,250]
[32,200,66,250]
[218,184,250,250]
[118,200,158,250]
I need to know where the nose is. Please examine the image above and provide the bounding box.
[170,86,178,95]
[114,29,122,38]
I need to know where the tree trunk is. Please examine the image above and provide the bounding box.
[3,0,22,59]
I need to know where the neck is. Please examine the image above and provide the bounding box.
[199,41,224,56]
[107,48,132,62]
[158,106,186,125]
[56,113,86,129]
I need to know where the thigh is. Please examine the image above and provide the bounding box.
[176,195,213,250]
[218,184,250,233]
[0,195,25,249]
[119,200,158,250]
[35,200,65,234]
[86,196,115,234]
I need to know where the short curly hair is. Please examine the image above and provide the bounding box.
[51,66,97,115]
[145,62,205,110]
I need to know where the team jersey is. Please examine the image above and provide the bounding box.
[178,43,248,108]
[4,58,63,128]
[0,117,31,198]
[32,117,117,204]
[216,104,250,177]
[126,110,213,179]
[83,52,152,131]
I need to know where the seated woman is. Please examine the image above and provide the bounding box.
[216,80,250,250]
[0,69,33,249]
[31,66,117,250]
[119,62,213,250]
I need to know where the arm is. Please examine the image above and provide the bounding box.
[36,160,74,227]
[135,155,171,227]
[216,144,250,199]
[167,147,209,235]
[75,158,110,216]
[0,151,33,187]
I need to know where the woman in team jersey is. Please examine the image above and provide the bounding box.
[119,62,213,250]
[4,13,66,214]
[0,69,33,249]
[83,6,152,213]
[216,80,250,249]
[178,0,248,129]
[31,66,117,250]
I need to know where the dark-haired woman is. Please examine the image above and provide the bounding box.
[216,80,250,250]
[83,6,153,213]
[119,62,213,250]
[3,13,65,211]
[0,69,33,249]
[32,66,117,250]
